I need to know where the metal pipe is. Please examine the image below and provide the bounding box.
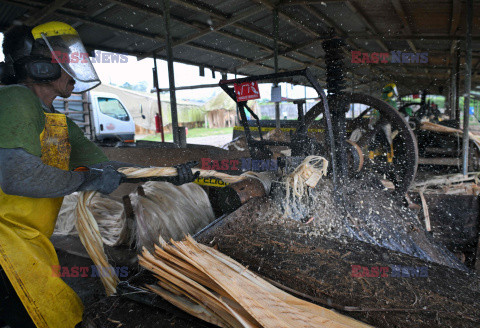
[273,7,280,129]
[455,47,461,124]
[152,53,165,142]
[446,80,451,117]
[153,83,221,92]
[450,42,458,119]
[462,0,473,175]
[351,75,354,118]
[163,0,180,146]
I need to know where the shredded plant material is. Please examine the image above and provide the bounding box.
[139,235,372,328]
[282,156,328,217]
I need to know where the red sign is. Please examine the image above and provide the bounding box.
[412,94,419,99]
[234,81,260,101]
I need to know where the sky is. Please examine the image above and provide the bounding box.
[0,32,318,102]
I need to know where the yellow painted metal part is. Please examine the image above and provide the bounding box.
[194,177,230,188]
[0,113,83,328]
[233,125,326,133]
[387,143,395,163]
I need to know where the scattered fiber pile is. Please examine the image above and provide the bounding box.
[139,235,372,328]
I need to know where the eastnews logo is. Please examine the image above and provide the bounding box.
[201,157,277,172]
[351,51,428,64]
[51,265,129,278]
[351,264,428,278]
[51,50,128,64]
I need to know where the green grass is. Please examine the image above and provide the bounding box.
[140,127,234,142]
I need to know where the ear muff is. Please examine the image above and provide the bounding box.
[25,57,62,81]
[15,56,61,82]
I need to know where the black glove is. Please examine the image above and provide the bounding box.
[167,161,200,186]
[77,166,126,194]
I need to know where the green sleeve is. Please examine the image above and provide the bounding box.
[67,117,109,170]
[0,86,45,157]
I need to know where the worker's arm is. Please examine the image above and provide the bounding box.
[0,148,123,198]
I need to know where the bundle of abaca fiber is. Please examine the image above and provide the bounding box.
[55,182,214,248]
[55,192,128,247]
[130,181,215,251]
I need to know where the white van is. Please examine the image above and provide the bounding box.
[53,91,135,144]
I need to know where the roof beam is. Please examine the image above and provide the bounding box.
[304,4,346,37]
[346,33,480,41]
[23,0,70,25]
[474,59,480,71]
[250,0,320,37]
[238,1,389,85]
[345,1,389,52]
[170,0,230,20]
[1,0,84,15]
[299,4,394,85]
[110,0,266,51]
[148,4,263,55]
[279,0,345,5]
[15,2,272,70]
[450,0,462,35]
[235,37,324,70]
[107,0,308,67]
[343,1,411,77]
[390,0,417,52]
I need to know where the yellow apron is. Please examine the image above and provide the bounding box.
[0,113,83,327]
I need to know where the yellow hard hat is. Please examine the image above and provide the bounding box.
[31,21,78,39]
[382,83,398,99]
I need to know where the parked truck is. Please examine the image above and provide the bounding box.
[53,91,136,145]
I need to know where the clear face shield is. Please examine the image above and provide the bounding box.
[42,33,100,93]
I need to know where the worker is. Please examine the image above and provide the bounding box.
[0,22,198,328]
[381,83,399,109]
[382,83,415,119]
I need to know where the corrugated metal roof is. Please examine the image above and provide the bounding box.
[0,0,479,95]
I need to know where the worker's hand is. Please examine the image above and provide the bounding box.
[77,166,126,194]
[171,161,200,185]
